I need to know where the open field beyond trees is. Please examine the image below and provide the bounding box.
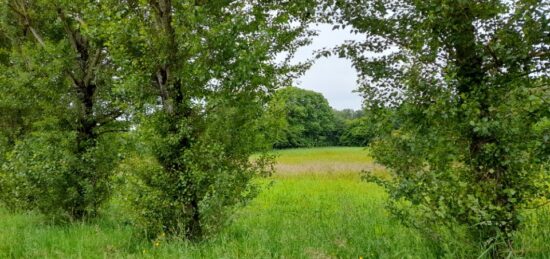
[1,1,547,258]
[1,147,549,258]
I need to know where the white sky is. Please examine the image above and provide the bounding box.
[292,24,364,110]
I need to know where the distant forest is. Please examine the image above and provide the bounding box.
[265,86,371,148]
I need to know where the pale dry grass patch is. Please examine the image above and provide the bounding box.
[274,162,385,176]
[303,247,335,259]
[271,147,387,178]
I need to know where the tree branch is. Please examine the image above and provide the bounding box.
[57,8,81,56]
[95,128,129,137]
[96,109,125,125]
[84,48,103,87]
[8,1,46,47]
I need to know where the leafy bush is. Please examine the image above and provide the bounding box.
[0,128,121,220]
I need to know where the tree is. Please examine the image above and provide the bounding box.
[333,108,364,121]
[338,116,371,146]
[323,0,549,256]
[268,86,341,148]
[0,0,127,219]
[0,2,40,163]
[106,0,314,240]
[333,108,374,147]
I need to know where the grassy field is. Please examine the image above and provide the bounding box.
[1,147,549,258]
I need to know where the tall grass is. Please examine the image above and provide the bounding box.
[0,147,548,258]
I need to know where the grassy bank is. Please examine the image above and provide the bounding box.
[0,147,548,258]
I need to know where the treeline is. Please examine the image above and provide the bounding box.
[264,86,372,148]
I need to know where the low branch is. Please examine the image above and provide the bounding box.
[96,109,125,125]
[530,50,549,58]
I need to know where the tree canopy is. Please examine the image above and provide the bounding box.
[267,86,341,148]
[104,0,315,240]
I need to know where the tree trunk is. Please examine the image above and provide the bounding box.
[186,196,202,241]
[450,9,514,258]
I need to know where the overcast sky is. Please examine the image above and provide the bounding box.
[292,24,364,110]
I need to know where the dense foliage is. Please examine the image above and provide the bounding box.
[333,108,375,147]
[1,0,548,255]
[338,116,372,147]
[102,0,314,240]
[264,86,374,148]
[266,86,343,148]
[333,108,364,121]
[323,0,549,256]
[0,0,315,238]
[0,0,127,220]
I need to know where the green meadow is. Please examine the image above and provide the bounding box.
[1,147,549,258]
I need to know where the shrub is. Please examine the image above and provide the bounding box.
[0,128,121,220]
